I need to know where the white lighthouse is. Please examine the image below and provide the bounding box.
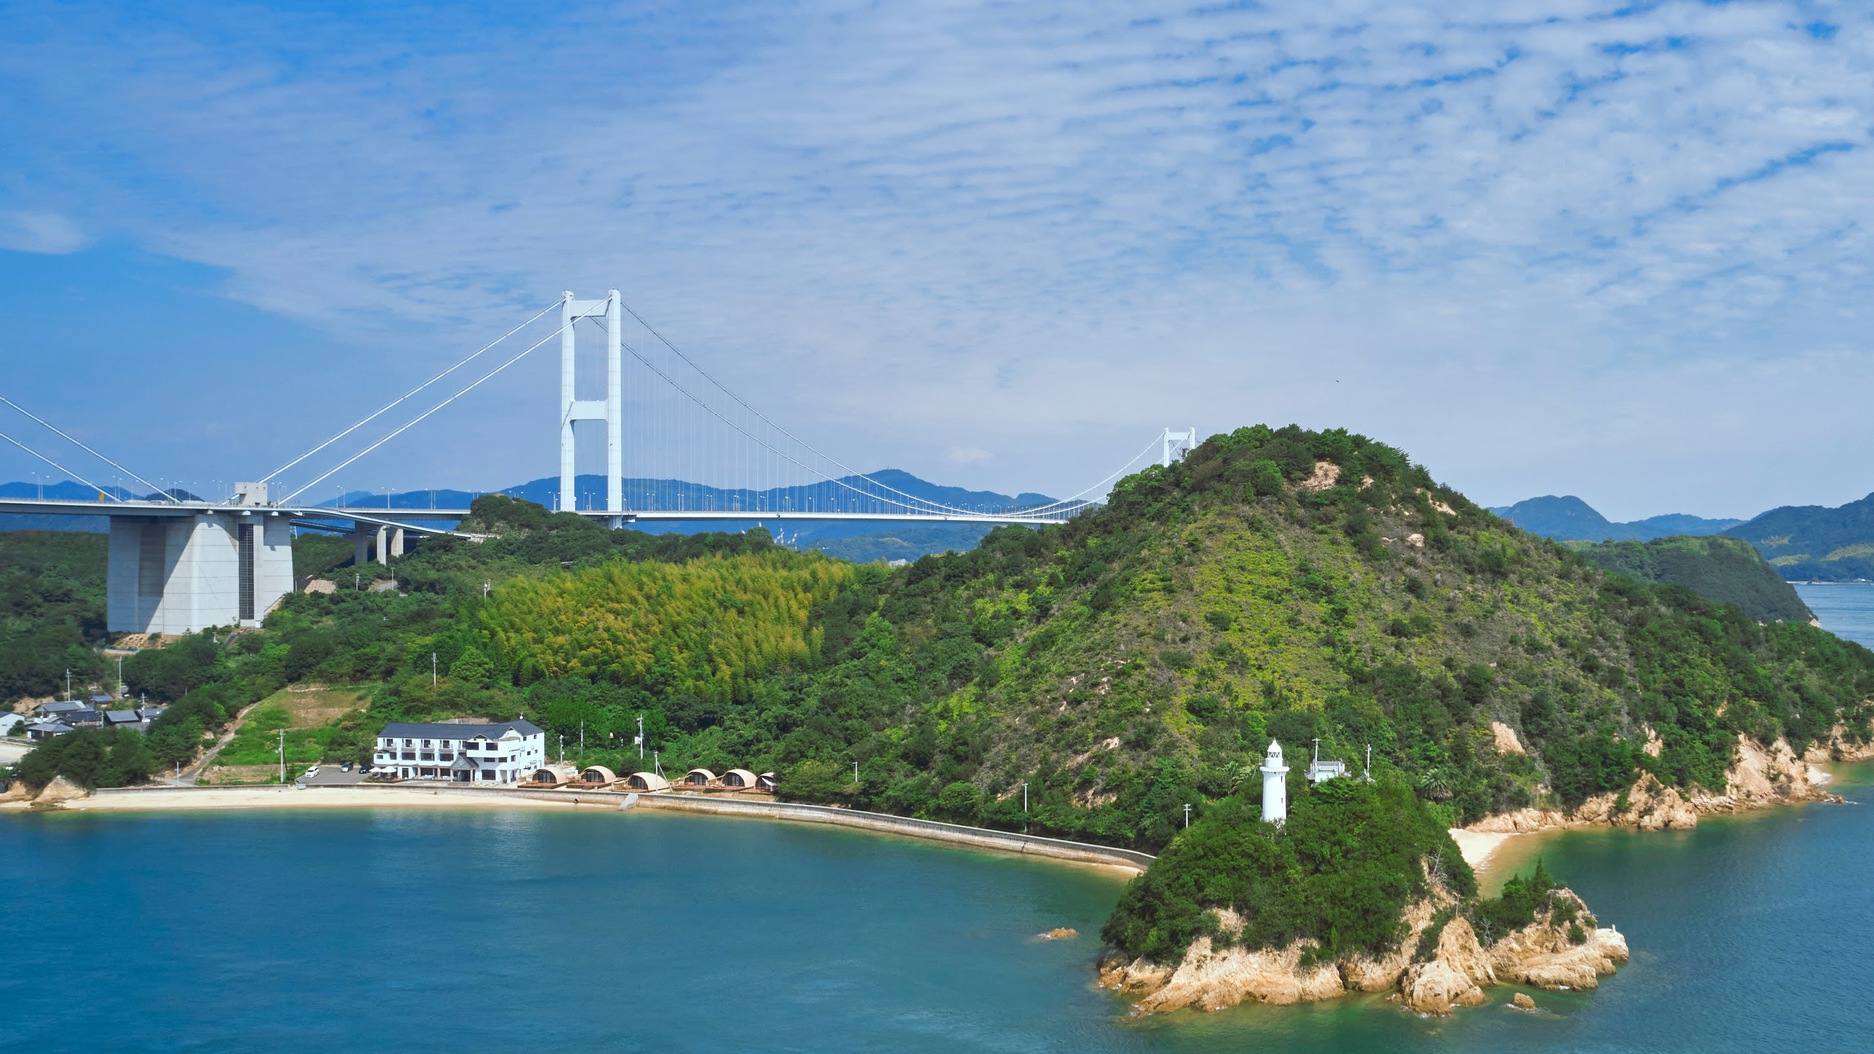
[1261,739,1289,825]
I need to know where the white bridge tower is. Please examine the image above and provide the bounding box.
[559,290,624,526]
[1261,739,1289,825]
[1161,426,1198,467]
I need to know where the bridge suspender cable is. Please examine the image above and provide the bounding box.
[0,393,175,502]
[601,317,1128,523]
[600,309,1156,521]
[278,320,574,505]
[0,424,123,501]
[259,299,562,487]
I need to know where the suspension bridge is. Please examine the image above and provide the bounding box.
[0,289,1197,635]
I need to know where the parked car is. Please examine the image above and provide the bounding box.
[304,766,321,778]
[340,761,354,772]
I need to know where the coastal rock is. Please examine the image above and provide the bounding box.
[1512,992,1536,1011]
[32,776,89,807]
[1399,917,1494,1015]
[1465,732,1849,841]
[0,780,33,804]
[1340,897,1441,992]
[1036,928,1078,941]
[1487,891,1629,991]
[1802,725,1874,764]
[1101,910,1346,1013]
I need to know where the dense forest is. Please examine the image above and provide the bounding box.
[1574,535,1814,624]
[7,427,1874,856]
[1725,491,1874,581]
[0,531,107,700]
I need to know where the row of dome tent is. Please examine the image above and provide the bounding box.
[521,764,777,793]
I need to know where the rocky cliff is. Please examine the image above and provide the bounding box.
[1469,730,1868,836]
[1099,880,1627,1017]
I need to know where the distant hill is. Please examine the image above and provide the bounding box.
[1573,536,1814,623]
[1491,495,1741,542]
[1725,493,1874,582]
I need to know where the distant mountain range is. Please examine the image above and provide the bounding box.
[1488,495,1742,543]
[0,471,1053,561]
[1724,493,1874,582]
[1494,492,1874,583]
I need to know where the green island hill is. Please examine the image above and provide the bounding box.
[1568,535,1816,625]
[1098,776,1628,1015]
[7,424,1874,1014]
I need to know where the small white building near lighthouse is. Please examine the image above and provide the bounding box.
[1261,739,1289,824]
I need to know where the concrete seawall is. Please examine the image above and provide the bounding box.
[81,783,1154,872]
[631,793,1155,872]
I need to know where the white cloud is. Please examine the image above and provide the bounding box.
[0,211,86,254]
[1,1,1872,516]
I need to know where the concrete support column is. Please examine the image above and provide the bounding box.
[375,525,390,566]
[353,527,369,567]
[559,290,577,514]
[606,288,623,527]
[390,526,406,558]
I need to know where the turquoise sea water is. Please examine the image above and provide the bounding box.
[4,593,1873,1052]
[5,784,1874,1053]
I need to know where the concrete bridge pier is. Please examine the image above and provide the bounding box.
[107,511,294,634]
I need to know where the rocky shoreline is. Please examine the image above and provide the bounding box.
[1467,730,1872,837]
[1100,728,1872,1018]
[1099,879,1627,1016]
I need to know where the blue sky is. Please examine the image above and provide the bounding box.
[2,0,1871,518]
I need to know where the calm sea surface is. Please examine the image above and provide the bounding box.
[2,592,1872,1052]
[1796,581,1874,648]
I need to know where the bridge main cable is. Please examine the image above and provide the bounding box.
[0,392,175,502]
[278,318,574,505]
[259,299,562,488]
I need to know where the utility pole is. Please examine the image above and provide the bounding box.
[431,653,438,686]
[116,657,124,699]
[65,669,72,701]
[853,761,859,784]
[1022,781,1029,813]
[558,734,565,763]
[636,714,644,760]
[1183,803,1192,828]
[654,750,661,777]
[277,728,286,784]
[579,720,585,753]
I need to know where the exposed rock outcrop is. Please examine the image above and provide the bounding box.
[1101,886,1625,1017]
[1487,890,1628,990]
[1469,731,1852,837]
[1399,916,1493,1014]
[31,776,89,808]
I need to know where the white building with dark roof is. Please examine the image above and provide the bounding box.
[373,720,546,783]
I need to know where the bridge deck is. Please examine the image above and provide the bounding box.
[0,497,1066,528]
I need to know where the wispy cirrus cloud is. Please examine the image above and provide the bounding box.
[0,1,1870,516]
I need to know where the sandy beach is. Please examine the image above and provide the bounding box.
[2,785,586,813]
[1447,826,1516,871]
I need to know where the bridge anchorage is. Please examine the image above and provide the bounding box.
[0,290,1200,634]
